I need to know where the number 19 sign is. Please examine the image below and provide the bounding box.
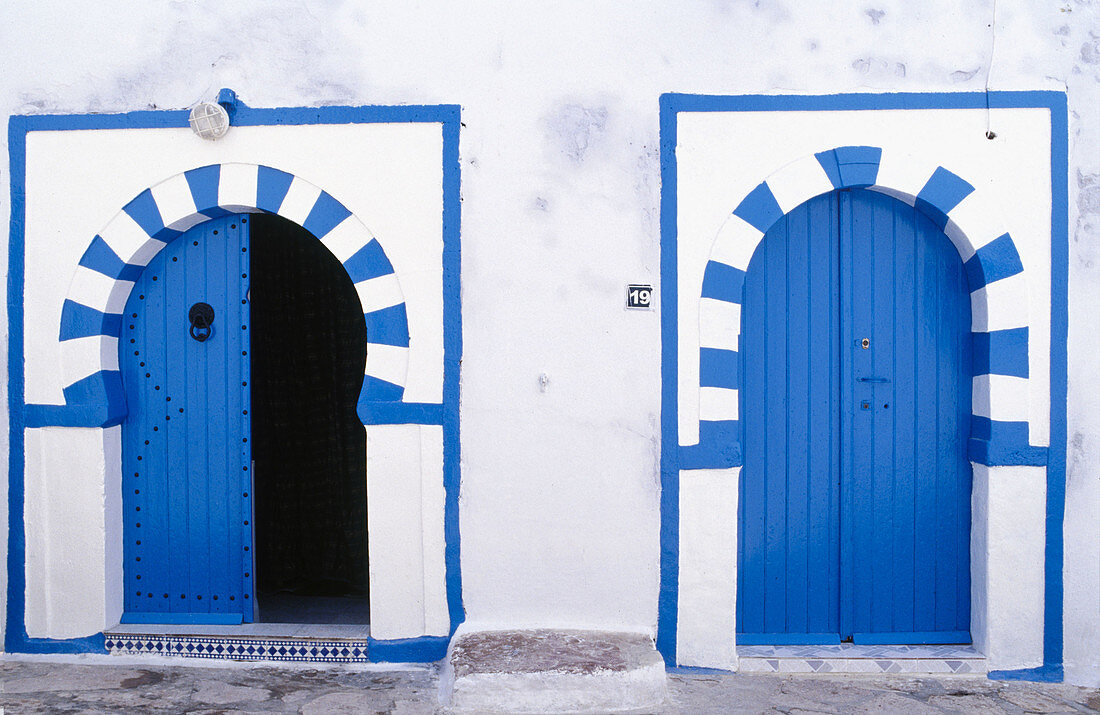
[627,284,654,309]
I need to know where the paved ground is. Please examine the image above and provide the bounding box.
[3,656,1099,713]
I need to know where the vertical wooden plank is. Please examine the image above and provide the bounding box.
[158,240,182,613]
[122,274,140,613]
[784,205,810,635]
[738,233,768,637]
[158,235,190,615]
[804,194,841,636]
[838,191,855,641]
[156,237,176,612]
[843,190,880,638]
[738,193,841,643]
[954,263,973,635]
[229,217,246,616]
[890,200,918,634]
[932,221,962,633]
[869,195,895,634]
[761,214,788,637]
[955,245,973,634]
[825,196,842,638]
[183,223,207,613]
[875,196,896,633]
[209,219,233,615]
[912,204,939,634]
[239,216,254,619]
[123,257,161,613]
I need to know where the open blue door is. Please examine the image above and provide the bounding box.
[121,214,253,624]
[737,189,971,645]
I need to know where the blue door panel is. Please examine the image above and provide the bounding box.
[738,189,971,645]
[121,214,253,623]
[840,190,972,642]
[738,192,841,642]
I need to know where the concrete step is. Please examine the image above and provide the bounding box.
[440,628,668,713]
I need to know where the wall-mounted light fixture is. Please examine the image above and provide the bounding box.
[189,100,230,140]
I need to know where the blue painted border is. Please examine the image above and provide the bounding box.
[657,93,680,664]
[657,91,1068,680]
[440,105,465,637]
[988,663,1064,683]
[368,635,450,663]
[5,96,464,660]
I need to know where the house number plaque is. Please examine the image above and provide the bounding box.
[627,285,654,309]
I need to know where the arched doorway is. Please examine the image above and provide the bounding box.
[736,189,972,645]
[250,213,368,623]
[119,212,368,625]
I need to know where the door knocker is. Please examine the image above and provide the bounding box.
[189,302,215,342]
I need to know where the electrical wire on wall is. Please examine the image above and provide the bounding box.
[985,0,998,140]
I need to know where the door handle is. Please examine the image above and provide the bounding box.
[189,302,215,342]
[857,376,890,383]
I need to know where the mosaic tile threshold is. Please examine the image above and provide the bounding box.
[107,622,371,639]
[105,634,371,663]
[737,644,986,675]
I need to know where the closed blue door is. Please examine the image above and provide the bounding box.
[737,189,971,645]
[121,214,253,624]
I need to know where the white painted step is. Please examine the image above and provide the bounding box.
[440,629,668,713]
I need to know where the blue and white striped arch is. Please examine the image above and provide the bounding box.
[59,162,410,424]
[691,145,1043,467]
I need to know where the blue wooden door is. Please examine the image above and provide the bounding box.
[737,189,971,645]
[121,214,253,624]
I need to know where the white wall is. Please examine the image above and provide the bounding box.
[1,0,1099,683]
[971,464,1046,670]
[24,426,121,638]
[676,468,738,670]
[367,425,449,640]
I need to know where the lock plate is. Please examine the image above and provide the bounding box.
[861,337,870,349]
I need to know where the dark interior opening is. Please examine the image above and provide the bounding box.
[250,213,369,624]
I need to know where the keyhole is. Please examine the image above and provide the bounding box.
[861,338,870,349]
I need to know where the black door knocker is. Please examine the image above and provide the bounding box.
[189,302,215,342]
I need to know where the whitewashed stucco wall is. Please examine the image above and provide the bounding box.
[1,0,1098,685]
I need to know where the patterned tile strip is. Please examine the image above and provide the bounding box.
[736,643,986,675]
[737,657,985,675]
[105,635,371,663]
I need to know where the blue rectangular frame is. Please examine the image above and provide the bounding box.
[6,97,464,662]
[658,91,1068,681]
